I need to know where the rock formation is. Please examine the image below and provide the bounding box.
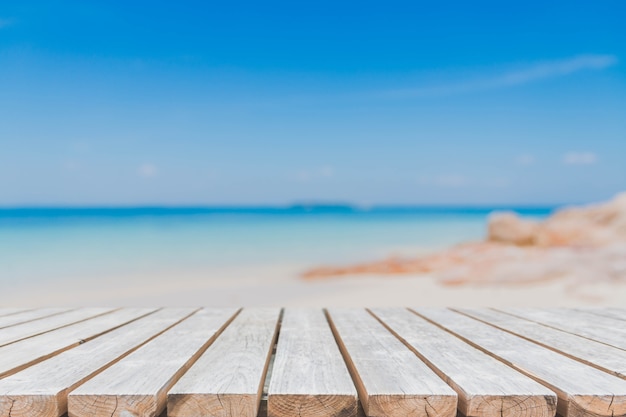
[302,193,626,288]
[488,192,626,247]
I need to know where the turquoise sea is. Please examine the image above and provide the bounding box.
[0,206,554,292]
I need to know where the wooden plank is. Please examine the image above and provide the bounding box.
[0,308,115,347]
[0,308,195,417]
[554,309,626,328]
[326,308,457,417]
[0,308,73,330]
[168,308,281,417]
[413,308,626,417]
[577,308,626,322]
[371,308,557,417]
[267,309,358,417]
[499,308,626,351]
[0,308,156,378]
[457,308,626,379]
[604,308,626,320]
[0,309,32,319]
[68,308,239,417]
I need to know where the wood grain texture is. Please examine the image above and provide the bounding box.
[68,308,239,417]
[0,308,194,417]
[0,309,71,330]
[579,308,626,322]
[326,308,457,417]
[268,309,358,417]
[457,308,626,379]
[370,308,556,417]
[0,309,31,319]
[0,308,155,379]
[499,308,626,351]
[414,308,626,417]
[168,308,280,417]
[0,308,115,347]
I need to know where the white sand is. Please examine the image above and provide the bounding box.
[4,263,626,307]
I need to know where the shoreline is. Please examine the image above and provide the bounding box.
[302,193,626,294]
[3,264,626,307]
[2,194,624,307]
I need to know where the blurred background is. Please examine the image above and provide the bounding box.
[1,1,625,306]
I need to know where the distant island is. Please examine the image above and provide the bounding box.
[0,204,557,218]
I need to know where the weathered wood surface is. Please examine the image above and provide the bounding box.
[457,308,626,379]
[168,308,280,417]
[0,308,114,347]
[327,308,457,417]
[0,308,195,417]
[68,308,238,417]
[0,308,72,330]
[579,308,626,322]
[0,308,155,379]
[414,308,626,417]
[0,309,30,318]
[268,309,358,417]
[500,308,626,351]
[371,308,557,417]
[0,307,623,417]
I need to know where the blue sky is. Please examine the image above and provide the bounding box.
[1,1,625,206]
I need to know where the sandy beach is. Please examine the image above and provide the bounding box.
[4,262,626,307]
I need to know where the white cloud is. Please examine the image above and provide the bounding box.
[138,163,158,178]
[62,160,81,172]
[484,178,511,188]
[563,152,598,165]
[295,166,334,182]
[69,141,91,153]
[384,54,618,98]
[417,175,511,188]
[495,55,616,86]
[319,166,334,177]
[516,154,535,166]
[418,174,470,188]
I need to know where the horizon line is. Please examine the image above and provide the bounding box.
[0,203,565,211]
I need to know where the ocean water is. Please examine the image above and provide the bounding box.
[0,206,553,290]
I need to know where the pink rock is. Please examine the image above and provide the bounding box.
[487,212,538,246]
[301,192,626,292]
[535,192,626,246]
